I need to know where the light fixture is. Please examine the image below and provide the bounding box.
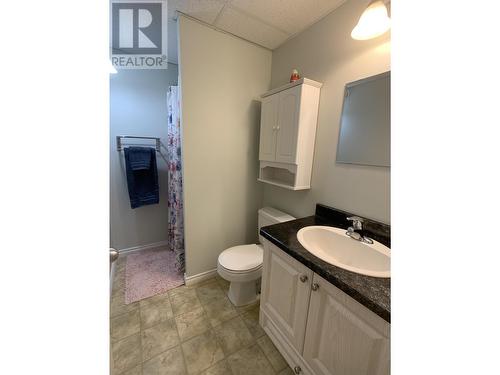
[351,0,391,40]
[109,60,117,74]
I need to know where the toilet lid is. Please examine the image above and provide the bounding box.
[218,244,263,272]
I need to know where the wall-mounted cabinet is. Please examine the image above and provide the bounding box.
[260,239,390,375]
[258,78,322,190]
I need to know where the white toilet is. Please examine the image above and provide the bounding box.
[217,207,295,306]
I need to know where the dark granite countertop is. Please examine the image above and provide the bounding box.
[260,204,391,322]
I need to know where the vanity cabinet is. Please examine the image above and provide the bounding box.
[260,240,313,353]
[258,78,322,190]
[303,273,390,375]
[260,239,390,375]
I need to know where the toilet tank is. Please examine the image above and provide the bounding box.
[258,207,295,243]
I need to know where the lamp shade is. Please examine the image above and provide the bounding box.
[351,0,391,40]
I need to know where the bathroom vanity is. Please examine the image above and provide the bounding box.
[259,204,390,375]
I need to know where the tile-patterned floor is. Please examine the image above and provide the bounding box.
[111,256,294,375]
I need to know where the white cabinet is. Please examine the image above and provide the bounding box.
[260,239,313,353]
[303,274,390,375]
[259,94,280,162]
[275,86,300,164]
[258,78,322,190]
[260,239,390,375]
[259,85,302,164]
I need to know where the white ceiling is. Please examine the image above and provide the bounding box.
[167,0,347,64]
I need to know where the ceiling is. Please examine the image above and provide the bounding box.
[167,0,347,64]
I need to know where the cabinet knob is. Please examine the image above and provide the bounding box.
[311,283,319,291]
[294,366,302,374]
[299,275,308,283]
[276,126,280,130]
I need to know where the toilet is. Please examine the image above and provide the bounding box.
[217,207,295,306]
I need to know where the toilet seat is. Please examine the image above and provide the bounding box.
[218,244,263,273]
[219,263,262,275]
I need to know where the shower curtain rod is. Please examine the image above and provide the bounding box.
[116,135,161,152]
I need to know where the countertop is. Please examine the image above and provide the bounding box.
[259,204,391,322]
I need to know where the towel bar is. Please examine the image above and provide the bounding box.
[116,135,161,152]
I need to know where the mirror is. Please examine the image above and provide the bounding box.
[336,71,390,167]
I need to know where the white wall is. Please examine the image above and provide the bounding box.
[110,65,178,250]
[263,0,391,223]
[178,16,272,277]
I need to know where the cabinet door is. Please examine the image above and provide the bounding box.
[259,94,279,162]
[276,86,301,164]
[303,274,390,375]
[261,240,313,353]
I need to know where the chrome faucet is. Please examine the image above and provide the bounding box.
[346,216,373,244]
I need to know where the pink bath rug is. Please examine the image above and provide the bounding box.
[125,247,184,304]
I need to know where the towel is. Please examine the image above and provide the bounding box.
[124,147,159,209]
[127,147,152,170]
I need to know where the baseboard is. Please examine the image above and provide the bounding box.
[184,268,218,286]
[118,240,169,255]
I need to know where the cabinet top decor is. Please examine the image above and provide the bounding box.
[261,78,323,98]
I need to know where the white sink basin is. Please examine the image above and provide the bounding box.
[296,226,390,278]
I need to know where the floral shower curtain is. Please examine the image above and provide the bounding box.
[167,86,185,272]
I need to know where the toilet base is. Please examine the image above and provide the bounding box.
[227,280,260,307]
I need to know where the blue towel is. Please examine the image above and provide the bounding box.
[128,147,152,170]
[124,147,159,209]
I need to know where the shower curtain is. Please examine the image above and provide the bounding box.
[167,86,185,272]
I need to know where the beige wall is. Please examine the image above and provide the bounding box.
[110,65,178,250]
[263,0,391,223]
[178,16,272,277]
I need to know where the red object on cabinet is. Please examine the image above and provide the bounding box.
[290,69,300,83]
